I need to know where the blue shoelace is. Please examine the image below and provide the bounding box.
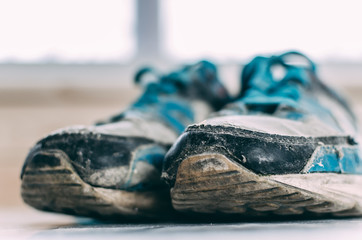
[238,51,316,112]
[98,67,191,126]
[132,67,188,107]
[98,61,221,133]
[133,60,221,108]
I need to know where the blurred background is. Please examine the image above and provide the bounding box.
[1,0,362,208]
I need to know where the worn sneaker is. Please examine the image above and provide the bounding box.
[20,61,230,220]
[162,51,362,218]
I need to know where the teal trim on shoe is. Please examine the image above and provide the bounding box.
[306,146,362,174]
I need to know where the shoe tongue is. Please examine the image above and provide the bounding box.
[161,71,189,89]
[161,60,218,88]
[186,60,231,109]
[154,60,230,110]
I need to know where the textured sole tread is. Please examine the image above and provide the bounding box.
[21,150,174,220]
[171,153,362,217]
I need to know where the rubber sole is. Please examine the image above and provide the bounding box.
[21,150,175,220]
[171,153,362,217]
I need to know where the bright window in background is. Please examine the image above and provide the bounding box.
[162,0,362,62]
[0,0,135,63]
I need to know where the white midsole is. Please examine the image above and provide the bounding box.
[270,173,362,206]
